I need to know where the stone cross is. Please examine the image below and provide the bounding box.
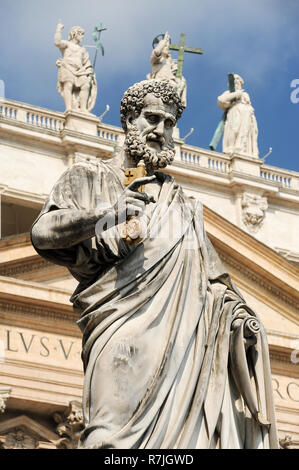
[169,33,203,79]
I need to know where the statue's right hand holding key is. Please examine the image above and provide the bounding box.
[113,175,156,225]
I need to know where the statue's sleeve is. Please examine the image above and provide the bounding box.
[150,49,162,66]
[217,91,231,110]
[30,162,104,284]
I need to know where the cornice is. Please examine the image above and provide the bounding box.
[0,300,80,338]
[165,164,299,209]
[218,251,299,311]
[0,258,50,277]
[2,358,83,379]
[0,257,68,282]
[0,276,72,313]
[0,116,61,138]
[203,206,299,285]
[269,346,299,365]
[0,232,31,249]
[0,299,76,323]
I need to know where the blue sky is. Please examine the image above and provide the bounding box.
[1,0,298,171]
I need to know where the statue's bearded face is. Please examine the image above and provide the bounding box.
[124,93,177,172]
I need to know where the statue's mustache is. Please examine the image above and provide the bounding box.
[124,125,175,171]
[145,132,165,146]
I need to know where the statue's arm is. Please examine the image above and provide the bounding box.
[31,206,115,250]
[218,90,243,110]
[151,32,170,64]
[31,175,156,250]
[54,20,67,49]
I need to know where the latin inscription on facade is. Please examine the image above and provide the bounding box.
[272,375,299,407]
[0,324,82,371]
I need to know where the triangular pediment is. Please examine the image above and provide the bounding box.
[0,415,58,448]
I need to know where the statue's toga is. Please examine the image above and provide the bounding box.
[31,80,278,449]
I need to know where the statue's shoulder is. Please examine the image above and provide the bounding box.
[57,159,106,185]
[69,159,100,173]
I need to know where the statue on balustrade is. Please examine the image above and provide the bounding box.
[54,21,97,113]
[148,32,187,108]
[31,78,278,449]
[218,74,259,157]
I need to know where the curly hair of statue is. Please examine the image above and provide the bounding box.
[120,80,185,131]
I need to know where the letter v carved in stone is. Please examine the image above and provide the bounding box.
[19,333,35,353]
[58,339,74,359]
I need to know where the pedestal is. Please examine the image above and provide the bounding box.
[64,110,99,137]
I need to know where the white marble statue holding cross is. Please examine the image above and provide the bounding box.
[148,32,203,109]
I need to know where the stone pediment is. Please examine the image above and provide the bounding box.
[0,415,58,448]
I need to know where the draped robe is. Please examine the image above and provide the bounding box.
[218,90,259,157]
[31,158,278,449]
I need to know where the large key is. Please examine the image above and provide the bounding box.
[120,161,147,244]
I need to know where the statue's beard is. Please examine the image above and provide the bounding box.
[124,124,175,173]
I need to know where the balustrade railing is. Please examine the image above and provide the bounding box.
[26,111,64,131]
[1,98,298,190]
[0,98,64,132]
[180,145,231,174]
[0,103,18,120]
[97,128,119,142]
[260,168,292,188]
[180,150,200,165]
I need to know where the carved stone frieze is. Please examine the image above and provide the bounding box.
[0,259,51,277]
[0,415,58,449]
[2,428,38,449]
[241,192,268,231]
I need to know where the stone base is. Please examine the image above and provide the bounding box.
[64,110,99,136]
